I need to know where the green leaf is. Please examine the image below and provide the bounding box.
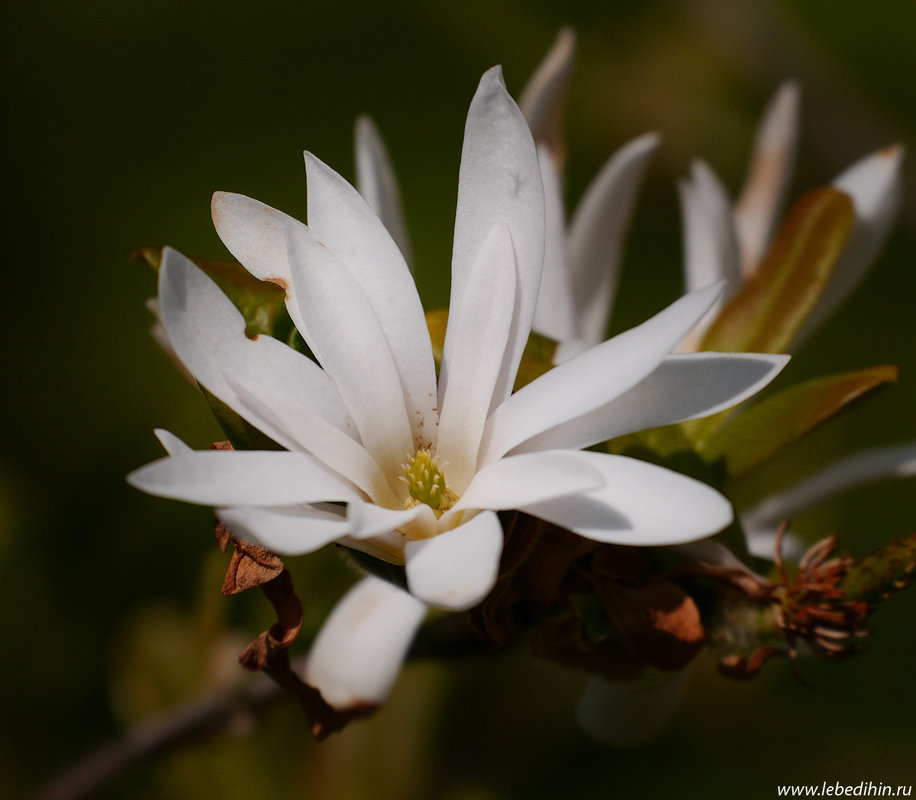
[700,188,854,354]
[425,308,558,390]
[697,364,898,476]
[133,246,298,345]
[841,532,916,606]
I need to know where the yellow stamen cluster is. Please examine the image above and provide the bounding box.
[402,449,458,516]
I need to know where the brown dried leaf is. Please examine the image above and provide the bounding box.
[221,541,285,596]
[594,580,706,670]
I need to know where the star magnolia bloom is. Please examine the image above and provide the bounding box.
[674,83,908,556]
[129,67,789,621]
[677,81,903,351]
[513,33,909,565]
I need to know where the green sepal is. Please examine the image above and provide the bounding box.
[201,387,283,452]
[513,330,559,391]
[425,309,558,390]
[343,548,409,592]
[133,246,303,349]
[696,364,898,476]
[425,309,448,375]
[699,187,854,354]
[841,532,916,607]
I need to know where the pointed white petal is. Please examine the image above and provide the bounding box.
[158,248,354,442]
[513,353,788,454]
[531,146,578,342]
[305,152,437,450]
[210,192,310,337]
[669,539,762,572]
[741,442,916,531]
[437,224,517,491]
[354,115,412,264]
[286,226,414,482]
[680,161,742,295]
[568,132,661,344]
[519,451,733,545]
[733,81,801,277]
[744,528,807,562]
[553,338,591,364]
[404,511,503,611]
[451,66,545,408]
[346,500,427,540]
[480,283,724,464]
[217,505,350,555]
[676,162,743,351]
[153,428,193,456]
[127,450,358,506]
[226,374,397,507]
[519,27,576,157]
[447,450,604,519]
[576,671,689,747]
[796,145,904,345]
[304,575,427,710]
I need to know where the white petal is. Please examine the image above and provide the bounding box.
[158,248,354,445]
[226,374,397,507]
[531,145,578,342]
[676,161,742,352]
[154,428,192,456]
[217,505,349,555]
[346,501,427,540]
[127,450,358,507]
[304,152,437,450]
[576,672,689,747]
[740,442,916,531]
[354,115,412,264]
[744,528,807,562]
[451,66,545,409]
[518,27,576,157]
[519,451,733,546]
[680,161,742,294]
[796,144,904,345]
[210,192,310,337]
[286,226,414,482]
[669,539,759,571]
[552,338,591,364]
[447,450,604,518]
[733,81,800,277]
[437,224,517,491]
[513,353,789,454]
[304,575,427,710]
[404,511,503,611]
[480,283,724,464]
[568,132,661,344]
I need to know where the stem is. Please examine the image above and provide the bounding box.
[39,671,284,800]
[39,613,488,800]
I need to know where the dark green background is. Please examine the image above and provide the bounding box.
[2,0,914,797]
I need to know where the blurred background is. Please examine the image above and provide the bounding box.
[2,0,915,797]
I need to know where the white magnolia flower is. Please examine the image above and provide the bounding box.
[514,33,909,561]
[675,83,907,556]
[678,81,904,351]
[521,30,662,351]
[130,67,789,709]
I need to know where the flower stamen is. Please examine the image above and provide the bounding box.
[403,449,458,516]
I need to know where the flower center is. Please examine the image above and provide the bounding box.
[402,449,458,516]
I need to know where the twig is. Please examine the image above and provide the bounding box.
[40,614,488,800]
[39,669,285,800]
